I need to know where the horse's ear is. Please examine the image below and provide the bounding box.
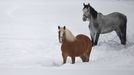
[83,3,85,6]
[58,26,60,29]
[88,3,90,6]
[63,26,66,30]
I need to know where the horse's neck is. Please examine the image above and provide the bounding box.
[90,13,103,21]
[97,13,103,18]
[89,13,104,28]
[90,6,98,19]
[65,29,76,42]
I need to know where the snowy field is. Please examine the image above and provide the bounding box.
[0,0,134,75]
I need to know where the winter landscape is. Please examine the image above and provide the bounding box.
[0,0,134,75]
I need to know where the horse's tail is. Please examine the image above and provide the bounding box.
[124,15,127,44]
[120,14,127,45]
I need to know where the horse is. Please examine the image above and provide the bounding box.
[82,3,127,46]
[58,26,92,64]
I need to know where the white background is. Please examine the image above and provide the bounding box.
[0,0,134,75]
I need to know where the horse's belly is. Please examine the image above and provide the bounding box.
[100,26,114,34]
[101,29,113,34]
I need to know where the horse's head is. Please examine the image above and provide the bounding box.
[58,26,66,43]
[58,26,76,44]
[82,3,91,21]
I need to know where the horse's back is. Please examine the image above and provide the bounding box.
[76,34,92,45]
[107,12,127,22]
[76,34,90,40]
[106,12,127,30]
[98,12,127,33]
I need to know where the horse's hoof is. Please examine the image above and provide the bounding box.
[121,42,126,45]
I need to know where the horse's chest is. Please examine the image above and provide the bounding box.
[89,22,99,32]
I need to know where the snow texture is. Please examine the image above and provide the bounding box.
[0,0,134,75]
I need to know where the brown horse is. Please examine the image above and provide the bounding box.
[58,26,92,64]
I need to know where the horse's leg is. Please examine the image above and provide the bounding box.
[120,24,127,45]
[91,36,94,46]
[86,58,89,62]
[115,29,122,43]
[81,56,89,62]
[85,50,91,62]
[120,31,126,45]
[71,56,75,64]
[119,17,127,45]
[80,56,86,62]
[85,55,89,62]
[94,33,100,45]
[115,27,126,45]
[62,53,67,64]
[80,54,89,62]
[122,31,126,45]
[90,32,95,46]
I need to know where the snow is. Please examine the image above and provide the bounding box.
[0,0,134,75]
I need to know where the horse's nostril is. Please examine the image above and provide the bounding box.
[83,18,87,21]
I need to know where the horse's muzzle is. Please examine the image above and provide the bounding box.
[59,37,63,44]
[82,17,87,21]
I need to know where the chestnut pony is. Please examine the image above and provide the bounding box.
[58,26,92,64]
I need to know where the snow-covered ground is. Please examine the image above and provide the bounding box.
[0,0,134,75]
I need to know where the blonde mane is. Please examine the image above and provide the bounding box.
[65,28,76,42]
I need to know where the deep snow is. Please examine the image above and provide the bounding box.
[0,0,134,75]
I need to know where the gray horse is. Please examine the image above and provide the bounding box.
[82,3,127,46]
